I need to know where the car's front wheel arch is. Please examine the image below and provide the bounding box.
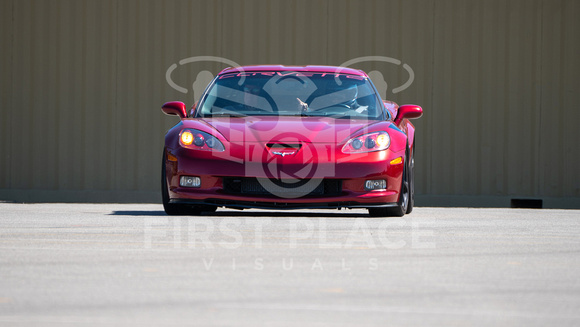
[368,143,410,217]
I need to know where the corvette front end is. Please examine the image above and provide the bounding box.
[161,65,422,216]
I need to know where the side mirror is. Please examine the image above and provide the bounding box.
[162,101,187,119]
[394,104,423,125]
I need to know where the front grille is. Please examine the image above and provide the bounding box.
[223,177,342,197]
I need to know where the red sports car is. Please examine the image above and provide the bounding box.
[161,65,422,217]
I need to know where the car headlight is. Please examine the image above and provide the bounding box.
[179,129,225,152]
[342,131,390,153]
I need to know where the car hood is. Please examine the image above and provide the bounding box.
[203,116,382,144]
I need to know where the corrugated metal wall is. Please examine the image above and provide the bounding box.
[1,0,578,207]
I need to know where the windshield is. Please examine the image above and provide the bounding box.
[196,72,384,120]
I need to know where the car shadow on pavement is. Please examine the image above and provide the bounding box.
[210,211,366,218]
[109,210,367,218]
[109,211,168,216]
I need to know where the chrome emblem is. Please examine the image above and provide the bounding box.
[272,151,296,157]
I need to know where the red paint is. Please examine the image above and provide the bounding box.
[162,101,187,118]
[161,65,422,214]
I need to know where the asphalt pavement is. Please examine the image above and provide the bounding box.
[0,203,579,326]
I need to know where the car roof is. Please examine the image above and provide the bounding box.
[218,65,367,77]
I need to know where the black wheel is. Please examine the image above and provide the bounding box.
[368,147,410,217]
[406,144,415,214]
[162,153,190,215]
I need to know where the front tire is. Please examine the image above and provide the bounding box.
[406,144,415,214]
[162,154,190,215]
[368,148,410,217]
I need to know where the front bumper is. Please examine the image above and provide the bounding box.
[164,145,405,209]
[169,198,398,210]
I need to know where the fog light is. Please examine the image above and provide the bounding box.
[180,176,201,188]
[365,180,386,191]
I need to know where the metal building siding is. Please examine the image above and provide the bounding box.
[6,0,118,192]
[430,0,545,197]
[220,0,330,65]
[1,0,578,204]
[0,0,12,190]
[540,0,580,198]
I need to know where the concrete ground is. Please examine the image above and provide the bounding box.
[0,203,579,326]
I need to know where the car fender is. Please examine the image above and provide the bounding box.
[406,120,416,152]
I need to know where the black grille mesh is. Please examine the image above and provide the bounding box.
[223,177,342,197]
